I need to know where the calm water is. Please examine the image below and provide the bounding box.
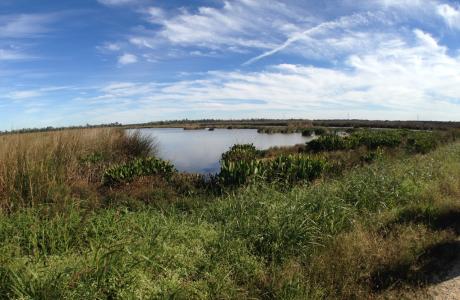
[133,128,314,174]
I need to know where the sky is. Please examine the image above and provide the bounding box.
[0,0,460,130]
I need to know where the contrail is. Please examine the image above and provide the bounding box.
[243,13,370,66]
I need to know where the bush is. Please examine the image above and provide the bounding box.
[406,132,438,154]
[351,130,402,150]
[116,130,157,159]
[307,130,406,153]
[307,135,348,152]
[102,157,176,186]
[360,149,384,164]
[314,127,329,136]
[221,144,260,163]
[302,129,314,137]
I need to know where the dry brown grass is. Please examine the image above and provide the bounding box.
[0,128,150,212]
[304,223,456,299]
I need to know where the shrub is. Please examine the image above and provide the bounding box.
[221,144,260,163]
[314,127,329,136]
[351,130,402,150]
[116,130,157,159]
[307,130,406,153]
[307,135,348,152]
[302,129,314,137]
[102,157,176,186]
[406,132,438,154]
[359,149,384,164]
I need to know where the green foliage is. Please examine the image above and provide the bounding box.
[103,157,176,186]
[307,130,417,153]
[307,135,348,152]
[221,144,260,163]
[351,130,403,149]
[257,127,299,134]
[2,141,460,298]
[219,154,326,186]
[406,132,438,154]
[359,148,384,164]
[79,152,105,164]
[314,127,328,136]
[268,155,327,184]
[302,128,314,137]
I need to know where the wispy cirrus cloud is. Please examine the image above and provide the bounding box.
[3,0,460,129]
[244,12,373,65]
[5,86,72,100]
[0,48,30,60]
[0,13,59,38]
[99,0,454,66]
[7,90,42,100]
[112,0,315,61]
[97,0,143,6]
[74,29,460,124]
[0,13,62,64]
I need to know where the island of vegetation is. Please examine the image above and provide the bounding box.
[1,119,460,299]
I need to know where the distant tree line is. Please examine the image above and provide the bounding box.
[0,122,123,136]
[129,118,312,127]
[3,118,460,135]
[313,119,460,130]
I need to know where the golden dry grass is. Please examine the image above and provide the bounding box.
[0,128,129,212]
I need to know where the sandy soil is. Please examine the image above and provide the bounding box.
[427,240,460,300]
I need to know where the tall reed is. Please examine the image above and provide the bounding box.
[0,128,154,212]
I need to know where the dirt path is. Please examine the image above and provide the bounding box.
[427,240,460,300]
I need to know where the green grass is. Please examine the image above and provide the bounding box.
[1,129,460,299]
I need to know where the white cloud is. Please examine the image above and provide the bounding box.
[97,0,460,71]
[244,12,372,65]
[98,0,141,6]
[0,14,57,38]
[413,29,442,50]
[0,48,29,60]
[143,1,310,52]
[8,90,42,99]
[105,43,121,51]
[146,7,165,24]
[78,29,460,122]
[5,0,460,128]
[377,0,427,8]
[118,53,138,65]
[106,0,450,65]
[129,37,155,49]
[437,3,460,29]
[6,86,71,100]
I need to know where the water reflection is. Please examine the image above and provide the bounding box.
[132,128,313,174]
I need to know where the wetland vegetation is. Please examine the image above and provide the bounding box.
[1,122,460,299]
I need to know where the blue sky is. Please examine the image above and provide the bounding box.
[1,0,460,130]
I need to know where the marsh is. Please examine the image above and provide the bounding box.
[132,128,314,173]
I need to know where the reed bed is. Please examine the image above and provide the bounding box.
[1,127,460,299]
[0,128,153,212]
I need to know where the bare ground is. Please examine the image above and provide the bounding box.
[426,239,460,300]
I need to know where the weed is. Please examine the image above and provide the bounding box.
[102,157,176,186]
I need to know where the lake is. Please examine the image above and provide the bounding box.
[133,128,314,174]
